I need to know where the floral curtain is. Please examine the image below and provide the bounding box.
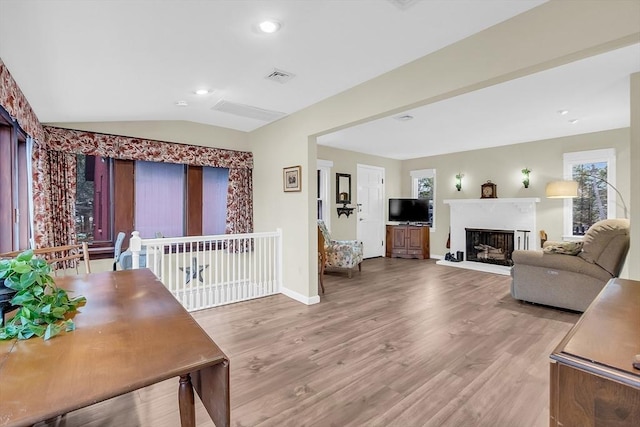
[45,151,77,247]
[0,59,45,143]
[43,126,253,169]
[226,168,254,234]
[1,58,254,247]
[226,168,253,252]
[43,126,254,241]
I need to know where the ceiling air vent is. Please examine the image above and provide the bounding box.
[387,0,420,10]
[212,100,286,122]
[265,68,296,84]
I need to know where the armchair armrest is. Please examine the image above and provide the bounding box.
[512,250,611,281]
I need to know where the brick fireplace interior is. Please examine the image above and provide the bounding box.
[465,228,515,266]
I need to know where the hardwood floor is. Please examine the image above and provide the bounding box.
[46,258,579,426]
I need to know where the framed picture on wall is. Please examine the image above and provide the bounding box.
[283,165,302,192]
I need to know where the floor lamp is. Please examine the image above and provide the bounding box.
[545,179,628,219]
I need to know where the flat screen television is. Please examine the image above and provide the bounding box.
[388,198,430,224]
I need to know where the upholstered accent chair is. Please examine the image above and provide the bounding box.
[511,218,630,312]
[317,220,363,278]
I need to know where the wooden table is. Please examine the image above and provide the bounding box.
[549,277,640,426]
[0,269,230,427]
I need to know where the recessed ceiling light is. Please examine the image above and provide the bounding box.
[258,20,281,34]
[194,89,210,95]
[175,100,188,107]
[558,110,569,115]
[569,118,579,124]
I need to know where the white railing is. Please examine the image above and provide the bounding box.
[129,229,282,312]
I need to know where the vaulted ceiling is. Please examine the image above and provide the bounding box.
[1,0,637,159]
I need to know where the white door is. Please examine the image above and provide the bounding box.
[357,164,385,258]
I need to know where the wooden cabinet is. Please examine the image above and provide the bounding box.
[550,278,640,426]
[385,225,429,259]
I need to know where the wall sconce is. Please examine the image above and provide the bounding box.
[455,173,463,191]
[521,168,531,188]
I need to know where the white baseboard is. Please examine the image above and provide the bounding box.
[280,286,320,305]
[435,259,512,276]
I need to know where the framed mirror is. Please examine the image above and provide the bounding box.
[336,173,351,205]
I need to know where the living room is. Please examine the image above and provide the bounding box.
[0,1,639,425]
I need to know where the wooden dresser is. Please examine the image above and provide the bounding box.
[549,278,640,426]
[385,225,429,259]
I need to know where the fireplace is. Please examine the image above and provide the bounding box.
[465,228,514,266]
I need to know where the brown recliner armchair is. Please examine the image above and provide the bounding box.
[510,218,630,312]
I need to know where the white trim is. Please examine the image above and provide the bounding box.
[562,148,617,236]
[25,137,35,248]
[317,159,333,229]
[436,259,511,276]
[410,168,435,179]
[281,286,320,305]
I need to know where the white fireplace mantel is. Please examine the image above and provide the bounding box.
[443,198,541,257]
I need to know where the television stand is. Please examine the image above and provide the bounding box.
[386,224,430,259]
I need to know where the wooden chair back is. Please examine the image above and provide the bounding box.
[0,243,91,276]
[317,226,326,294]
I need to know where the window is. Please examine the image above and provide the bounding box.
[202,167,229,235]
[411,168,435,228]
[0,106,31,252]
[134,161,185,238]
[75,155,229,246]
[563,149,616,237]
[317,159,333,229]
[75,155,113,243]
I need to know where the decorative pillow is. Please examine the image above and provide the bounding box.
[543,241,584,256]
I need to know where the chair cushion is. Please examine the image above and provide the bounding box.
[543,241,583,255]
[578,219,630,275]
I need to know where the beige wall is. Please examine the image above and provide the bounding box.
[47,120,250,151]
[317,145,402,240]
[249,1,640,299]
[48,2,640,296]
[401,128,631,261]
[630,72,639,279]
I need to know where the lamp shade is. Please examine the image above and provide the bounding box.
[545,180,578,198]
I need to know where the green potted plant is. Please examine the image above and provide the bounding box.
[0,249,86,340]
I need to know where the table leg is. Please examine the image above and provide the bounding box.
[179,374,195,427]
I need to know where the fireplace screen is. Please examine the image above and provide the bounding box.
[465,228,515,266]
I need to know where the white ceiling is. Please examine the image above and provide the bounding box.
[0,0,637,159]
[319,43,640,159]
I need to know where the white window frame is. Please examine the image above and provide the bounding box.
[317,159,333,230]
[410,168,436,231]
[562,148,616,239]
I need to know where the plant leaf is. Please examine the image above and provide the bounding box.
[44,323,62,340]
[19,271,38,288]
[51,307,66,319]
[15,250,34,262]
[18,327,35,340]
[12,262,32,274]
[11,292,35,306]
